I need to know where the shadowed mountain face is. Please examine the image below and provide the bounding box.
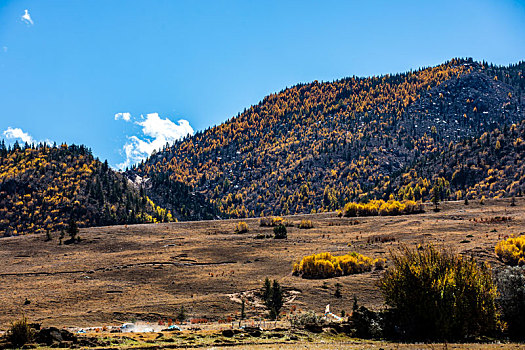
[130,59,525,220]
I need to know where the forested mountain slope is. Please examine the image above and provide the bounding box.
[394,120,525,202]
[131,58,524,219]
[0,142,171,236]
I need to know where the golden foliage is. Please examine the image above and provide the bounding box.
[298,219,314,229]
[134,60,476,218]
[292,251,385,279]
[0,143,172,236]
[235,221,248,233]
[343,199,423,217]
[495,236,525,266]
[379,245,500,339]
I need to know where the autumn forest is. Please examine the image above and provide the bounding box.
[1,58,524,235]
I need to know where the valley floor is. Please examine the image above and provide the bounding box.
[0,198,523,332]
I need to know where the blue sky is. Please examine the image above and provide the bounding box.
[1,0,524,168]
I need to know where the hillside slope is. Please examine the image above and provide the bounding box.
[394,120,525,201]
[131,59,524,219]
[0,142,171,236]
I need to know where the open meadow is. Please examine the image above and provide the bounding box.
[1,198,523,333]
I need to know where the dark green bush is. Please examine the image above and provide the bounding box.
[273,224,287,239]
[7,316,34,348]
[379,245,500,340]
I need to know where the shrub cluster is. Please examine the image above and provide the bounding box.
[273,224,287,239]
[343,200,423,217]
[495,236,525,266]
[290,310,325,328]
[298,219,314,229]
[379,245,499,340]
[7,316,34,348]
[235,221,248,234]
[260,216,285,227]
[293,252,384,279]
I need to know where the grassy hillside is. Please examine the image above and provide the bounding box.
[0,142,172,236]
[0,198,522,328]
[131,58,524,220]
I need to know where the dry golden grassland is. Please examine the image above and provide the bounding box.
[0,198,523,335]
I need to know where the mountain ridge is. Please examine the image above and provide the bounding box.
[130,58,524,220]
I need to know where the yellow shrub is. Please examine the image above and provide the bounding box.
[343,199,423,217]
[260,216,290,227]
[298,219,314,229]
[495,236,525,266]
[293,252,385,279]
[235,221,249,234]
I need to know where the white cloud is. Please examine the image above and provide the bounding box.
[114,112,131,122]
[3,127,35,144]
[2,46,7,53]
[21,9,34,26]
[117,113,194,169]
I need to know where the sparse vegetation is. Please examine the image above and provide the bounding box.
[379,245,500,340]
[293,252,384,279]
[260,216,291,227]
[298,219,314,229]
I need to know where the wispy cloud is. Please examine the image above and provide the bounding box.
[117,113,194,170]
[21,9,34,26]
[3,127,35,144]
[114,112,131,122]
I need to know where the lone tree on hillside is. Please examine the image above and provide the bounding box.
[432,185,440,212]
[176,305,186,323]
[67,219,79,243]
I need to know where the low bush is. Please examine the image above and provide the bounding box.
[7,316,34,348]
[293,252,384,279]
[343,199,423,217]
[379,245,500,340]
[260,216,292,227]
[349,305,383,339]
[290,310,325,328]
[235,221,248,234]
[298,219,314,229]
[273,224,287,239]
[367,234,396,244]
[495,235,525,266]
